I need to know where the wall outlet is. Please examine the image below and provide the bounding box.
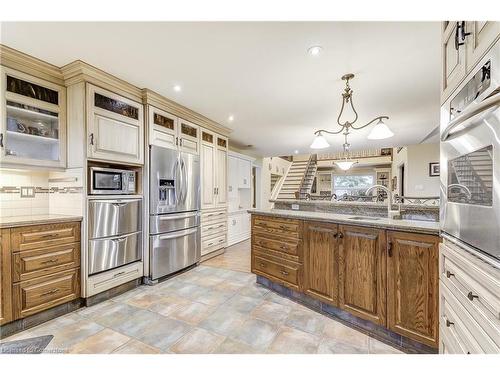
[291,204,300,210]
[20,186,35,198]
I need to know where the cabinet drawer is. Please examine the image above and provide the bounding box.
[86,261,142,297]
[202,221,227,238]
[440,242,500,346]
[11,222,81,252]
[440,282,499,353]
[253,255,300,288]
[253,216,300,239]
[253,235,299,256]
[13,268,80,319]
[13,242,80,282]
[202,210,227,224]
[202,235,226,251]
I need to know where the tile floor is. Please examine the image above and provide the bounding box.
[1,240,402,354]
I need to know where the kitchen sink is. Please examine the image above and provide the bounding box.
[348,216,382,221]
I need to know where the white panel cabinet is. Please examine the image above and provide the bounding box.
[465,21,500,71]
[147,106,199,155]
[238,158,252,189]
[200,129,228,209]
[87,84,144,165]
[227,212,251,246]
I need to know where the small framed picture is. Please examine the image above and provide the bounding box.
[429,162,440,177]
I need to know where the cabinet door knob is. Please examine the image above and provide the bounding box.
[333,233,338,238]
[446,270,454,278]
[388,241,393,257]
[467,292,479,301]
[89,133,95,145]
[0,133,3,148]
[338,232,344,239]
[446,319,454,327]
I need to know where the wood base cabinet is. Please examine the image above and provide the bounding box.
[303,221,339,305]
[338,225,386,326]
[0,229,13,325]
[387,231,439,348]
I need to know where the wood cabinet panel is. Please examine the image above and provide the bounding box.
[303,221,338,305]
[253,216,300,240]
[12,242,80,282]
[253,235,299,257]
[10,222,80,252]
[338,225,386,326]
[13,268,80,319]
[387,231,439,348]
[253,255,300,288]
[0,229,13,325]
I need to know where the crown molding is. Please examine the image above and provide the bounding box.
[142,88,232,136]
[61,60,143,102]
[0,44,64,85]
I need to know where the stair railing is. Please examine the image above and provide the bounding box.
[296,154,317,199]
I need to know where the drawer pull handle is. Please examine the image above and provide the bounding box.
[259,262,266,267]
[113,271,126,278]
[218,239,224,243]
[207,242,214,246]
[445,319,454,327]
[279,245,287,250]
[41,259,59,265]
[279,225,288,230]
[40,233,58,239]
[467,292,479,301]
[41,288,60,296]
[280,270,289,276]
[446,271,454,278]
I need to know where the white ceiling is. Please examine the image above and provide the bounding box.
[0,22,441,156]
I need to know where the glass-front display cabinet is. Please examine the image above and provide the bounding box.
[1,67,66,168]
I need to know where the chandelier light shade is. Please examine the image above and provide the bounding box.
[310,133,330,149]
[335,160,357,171]
[310,73,394,149]
[367,118,394,140]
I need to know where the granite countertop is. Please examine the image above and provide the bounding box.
[0,214,83,229]
[248,208,440,235]
[270,199,439,211]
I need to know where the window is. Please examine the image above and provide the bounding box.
[333,174,374,197]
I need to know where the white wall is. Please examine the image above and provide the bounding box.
[391,143,440,197]
[260,157,292,209]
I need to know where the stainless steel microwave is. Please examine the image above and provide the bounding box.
[89,167,136,195]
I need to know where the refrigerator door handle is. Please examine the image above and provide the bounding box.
[173,157,180,205]
[181,157,188,203]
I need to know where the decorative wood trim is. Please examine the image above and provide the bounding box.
[0,44,64,86]
[1,229,13,325]
[142,89,231,136]
[61,60,143,102]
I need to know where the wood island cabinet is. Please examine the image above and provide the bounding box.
[387,231,440,348]
[0,229,13,325]
[251,214,440,350]
[303,221,339,305]
[338,225,387,326]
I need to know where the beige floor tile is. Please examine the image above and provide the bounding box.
[285,308,326,336]
[251,300,292,324]
[322,320,369,348]
[125,292,169,309]
[112,339,160,354]
[368,338,403,354]
[148,294,191,317]
[167,302,216,325]
[317,337,369,354]
[69,328,131,354]
[229,318,279,350]
[268,326,321,354]
[169,328,224,354]
[212,338,260,354]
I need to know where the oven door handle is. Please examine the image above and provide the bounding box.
[158,227,198,240]
[441,92,500,141]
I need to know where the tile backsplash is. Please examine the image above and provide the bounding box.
[0,168,83,217]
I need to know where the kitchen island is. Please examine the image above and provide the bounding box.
[249,208,440,353]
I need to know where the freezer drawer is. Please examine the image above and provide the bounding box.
[88,199,142,239]
[149,211,200,235]
[150,227,200,280]
[88,231,142,275]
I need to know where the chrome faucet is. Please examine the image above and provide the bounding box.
[365,185,400,218]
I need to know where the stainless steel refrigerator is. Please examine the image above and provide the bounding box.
[149,145,201,280]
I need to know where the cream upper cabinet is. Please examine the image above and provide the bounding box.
[441,22,466,103]
[238,158,252,189]
[0,67,66,168]
[87,84,144,165]
[441,21,500,103]
[201,129,217,209]
[178,118,199,154]
[465,21,500,71]
[148,105,178,150]
[200,129,228,209]
[147,105,199,155]
[215,137,228,207]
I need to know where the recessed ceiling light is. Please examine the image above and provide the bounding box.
[307,45,323,56]
[228,115,234,122]
[173,85,182,92]
[294,150,299,154]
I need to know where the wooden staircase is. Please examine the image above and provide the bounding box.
[277,155,317,200]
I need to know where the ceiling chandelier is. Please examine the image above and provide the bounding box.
[310,73,394,150]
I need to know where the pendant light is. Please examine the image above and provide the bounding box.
[334,133,358,171]
[310,73,393,149]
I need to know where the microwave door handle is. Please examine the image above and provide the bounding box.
[441,93,500,141]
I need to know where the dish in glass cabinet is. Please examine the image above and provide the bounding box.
[16,121,27,133]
